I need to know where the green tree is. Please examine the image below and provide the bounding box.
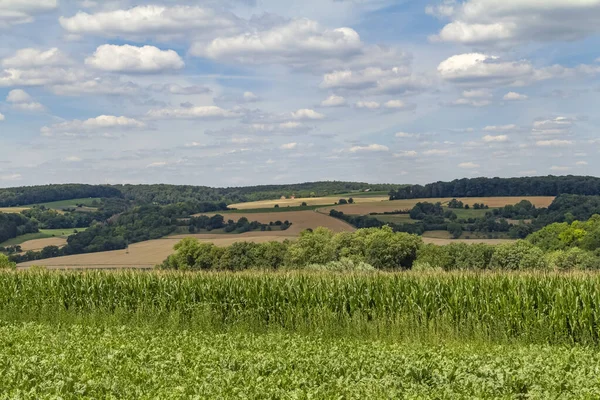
[0,254,16,270]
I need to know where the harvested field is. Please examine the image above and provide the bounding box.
[0,207,29,214]
[19,211,355,269]
[20,237,68,252]
[195,210,355,236]
[422,237,515,245]
[229,196,388,210]
[318,196,555,215]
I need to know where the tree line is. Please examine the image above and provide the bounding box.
[389,176,600,200]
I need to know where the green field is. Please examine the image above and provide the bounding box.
[3,270,600,398]
[447,206,495,219]
[2,323,599,399]
[0,228,87,248]
[372,214,416,224]
[34,198,101,210]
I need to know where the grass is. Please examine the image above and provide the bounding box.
[0,228,87,248]
[447,206,495,219]
[34,198,101,210]
[372,214,416,224]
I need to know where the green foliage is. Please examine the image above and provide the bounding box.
[528,214,600,251]
[0,254,15,270]
[545,248,600,271]
[490,241,546,270]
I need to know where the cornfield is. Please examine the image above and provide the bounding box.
[2,270,600,344]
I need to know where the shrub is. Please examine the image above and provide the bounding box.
[305,258,376,272]
[490,241,546,270]
[0,254,16,270]
[545,248,600,271]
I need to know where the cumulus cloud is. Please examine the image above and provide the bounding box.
[63,156,82,163]
[532,117,574,136]
[0,174,22,181]
[458,161,480,169]
[280,142,298,150]
[438,53,536,86]
[451,97,491,107]
[423,149,449,155]
[462,89,492,98]
[550,166,572,172]
[0,0,57,28]
[1,48,71,68]
[147,105,240,120]
[0,112,4,121]
[394,150,418,157]
[60,5,238,39]
[321,95,347,107]
[536,139,573,147]
[321,66,428,94]
[577,161,589,166]
[355,101,380,109]
[484,124,519,132]
[243,92,259,102]
[383,100,410,110]
[85,44,184,73]
[6,89,45,112]
[291,108,325,120]
[395,132,417,138]
[430,0,600,47]
[482,134,508,142]
[504,91,528,101]
[41,115,146,136]
[192,18,363,68]
[0,67,84,88]
[349,144,389,152]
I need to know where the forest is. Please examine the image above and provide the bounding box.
[389,175,600,199]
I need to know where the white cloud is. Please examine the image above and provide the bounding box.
[0,0,57,28]
[458,162,480,169]
[243,92,259,102]
[503,91,528,101]
[430,0,600,47]
[349,144,389,152]
[149,84,211,95]
[63,156,82,163]
[484,124,519,132]
[438,53,536,86]
[0,174,22,181]
[355,101,380,109]
[6,89,32,103]
[462,89,491,98]
[1,48,71,68]
[0,113,4,121]
[321,67,427,94]
[85,44,184,73]
[192,19,363,68]
[147,161,168,168]
[532,117,574,136]
[536,140,573,147]
[383,100,409,109]
[280,142,298,150]
[395,132,416,138]
[60,5,238,39]
[423,149,449,155]
[41,115,146,136]
[0,67,84,88]
[321,95,347,107]
[550,166,572,172]
[482,134,508,142]
[451,98,491,107]
[576,161,589,166]
[291,109,325,120]
[147,106,240,120]
[394,150,418,157]
[6,89,45,112]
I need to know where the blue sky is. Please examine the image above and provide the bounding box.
[0,0,599,187]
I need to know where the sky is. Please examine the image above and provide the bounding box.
[0,0,599,187]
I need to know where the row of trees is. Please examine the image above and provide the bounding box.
[389,176,600,200]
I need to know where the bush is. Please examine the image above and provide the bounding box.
[0,254,16,270]
[490,241,546,270]
[306,258,376,272]
[545,248,600,271]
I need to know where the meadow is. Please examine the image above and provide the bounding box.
[2,270,600,398]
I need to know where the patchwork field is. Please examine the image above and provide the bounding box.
[19,237,68,252]
[229,195,389,210]
[318,196,555,215]
[0,207,29,214]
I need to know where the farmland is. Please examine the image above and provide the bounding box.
[2,270,600,398]
[229,195,389,210]
[1,228,86,249]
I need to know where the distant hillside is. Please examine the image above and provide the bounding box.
[0,181,398,207]
[390,176,600,200]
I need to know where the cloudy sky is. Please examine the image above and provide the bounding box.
[0,0,599,187]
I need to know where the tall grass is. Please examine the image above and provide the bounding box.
[2,270,600,344]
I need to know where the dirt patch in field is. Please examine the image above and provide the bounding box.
[229,196,388,210]
[20,237,68,252]
[0,207,29,214]
[317,197,555,215]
